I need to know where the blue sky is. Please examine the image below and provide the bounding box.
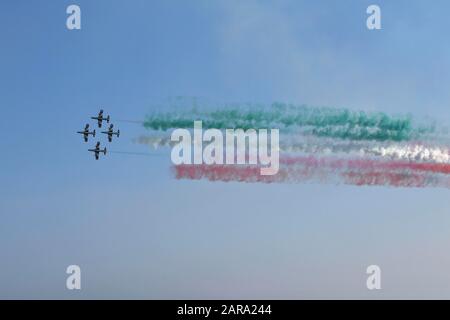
[1,0,450,298]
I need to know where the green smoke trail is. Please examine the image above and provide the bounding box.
[143,102,435,141]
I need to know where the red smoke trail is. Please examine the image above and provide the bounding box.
[280,156,450,175]
[173,155,450,188]
[173,164,445,188]
[173,164,336,183]
[174,164,285,183]
[341,171,428,188]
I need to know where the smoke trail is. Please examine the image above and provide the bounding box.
[369,144,450,163]
[143,103,436,142]
[173,164,332,184]
[138,99,450,188]
[173,164,449,188]
[134,133,450,163]
[172,154,450,188]
[341,171,429,188]
[279,155,450,175]
[280,138,450,163]
[116,119,145,124]
[109,150,166,157]
[133,135,175,149]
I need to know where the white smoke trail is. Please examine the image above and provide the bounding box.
[369,145,450,163]
[279,136,450,163]
[134,134,450,163]
[133,135,175,149]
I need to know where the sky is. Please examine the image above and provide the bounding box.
[1,0,450,299]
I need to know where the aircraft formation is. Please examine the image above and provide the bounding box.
[77,110,120,160]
